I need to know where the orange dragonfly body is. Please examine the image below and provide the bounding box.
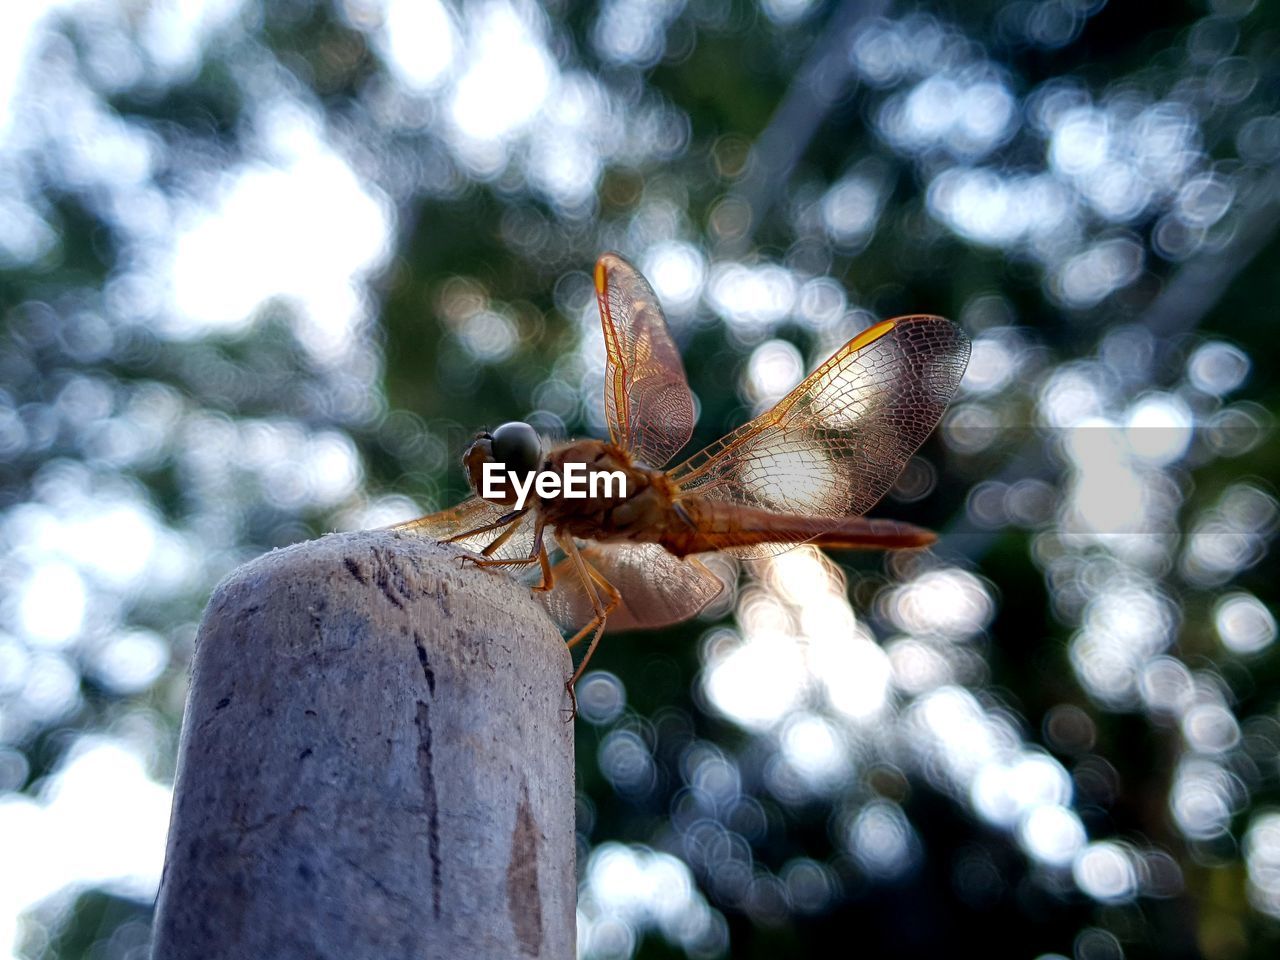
[394,253,970,707]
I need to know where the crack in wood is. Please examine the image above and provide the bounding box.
[342,556,368,585]
[412,631,436,696]
[414,700,442,919]
[370,547,408,610]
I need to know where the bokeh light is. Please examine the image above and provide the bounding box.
[1,0,1276,956]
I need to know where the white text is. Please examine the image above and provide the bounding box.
[481,462,627,510]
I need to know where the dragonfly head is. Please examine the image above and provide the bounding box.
[464,421,543,504]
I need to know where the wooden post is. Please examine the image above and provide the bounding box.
[151,531,576,960]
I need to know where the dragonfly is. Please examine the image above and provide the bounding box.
[393,253,970,713]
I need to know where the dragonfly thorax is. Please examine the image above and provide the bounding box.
[539,440,677,542]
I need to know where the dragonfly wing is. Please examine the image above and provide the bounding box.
[667,316,969,558]
[540,541,727,634]
[595,253,695,469]
[391,495,537,563]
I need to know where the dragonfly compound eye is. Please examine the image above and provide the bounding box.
[490,421,542,478]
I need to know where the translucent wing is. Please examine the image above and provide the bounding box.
[539,541,726,634]
[667,316,970,559]
[390,495,537,562]
[595,253,695,468]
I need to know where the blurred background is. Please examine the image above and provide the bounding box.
[0,0,1277,957]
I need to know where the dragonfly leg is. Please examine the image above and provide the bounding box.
[531,527,554,593]
[466,517,546,570]
[556,532,620,719]
[442,508,525,544]
[446,510,527,570]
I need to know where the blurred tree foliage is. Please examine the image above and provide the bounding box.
[1,1,1279,958]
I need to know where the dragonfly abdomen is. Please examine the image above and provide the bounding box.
[658,498,935,556]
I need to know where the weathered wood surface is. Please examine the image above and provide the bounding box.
[151,530,576,960]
